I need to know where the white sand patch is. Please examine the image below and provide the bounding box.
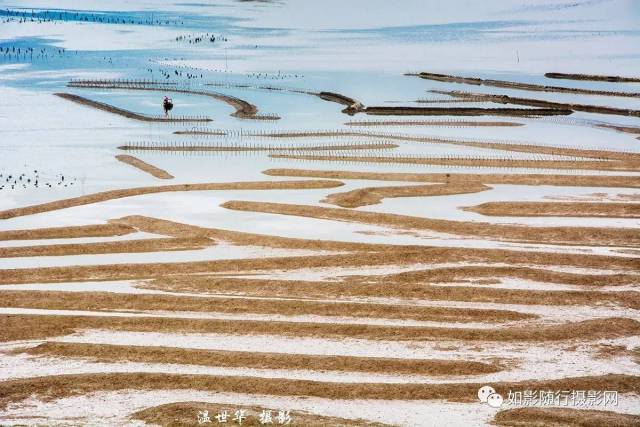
[242,263,632,282]
[51,330,487,359]
[602,284,640,293]
[48,330,640,384]
[535,265,639,275]
[0,307,499,329]
[0,389,501,427]
[0,242,338,269]
[436,280,638,293]
[361,299,640,324]
[431,279,585,291]
[0,280,160,294]
[0,351,481,385]
[243,263,450,281]
[0,232,163,248]
[1,389,638,427]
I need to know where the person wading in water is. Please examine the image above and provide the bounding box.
[163,96,173,117]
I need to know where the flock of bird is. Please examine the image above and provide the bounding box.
[0,171,76,191]
[0,45,123,67]
[0,46,74,62]
[1,9,184,26]
[175,33,228,44]
[145,66,305,81]
[148,68,204,80]
[245,71,305,80]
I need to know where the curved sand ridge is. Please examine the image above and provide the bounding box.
[54,93,212,122]
[0,180,343,220]
[0,237,214,258]
[465,202,640,219]
[0,223,135,241]
[413,71,640,98]
[221,200,640,248]
[67,81,279,120]
[544,72,640,83]
[591,123,640,135]
[433,90,640,117]
[115,155,174,179]
[323,182,491,208]
[269,154,640,172]
[262,168,640,188]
